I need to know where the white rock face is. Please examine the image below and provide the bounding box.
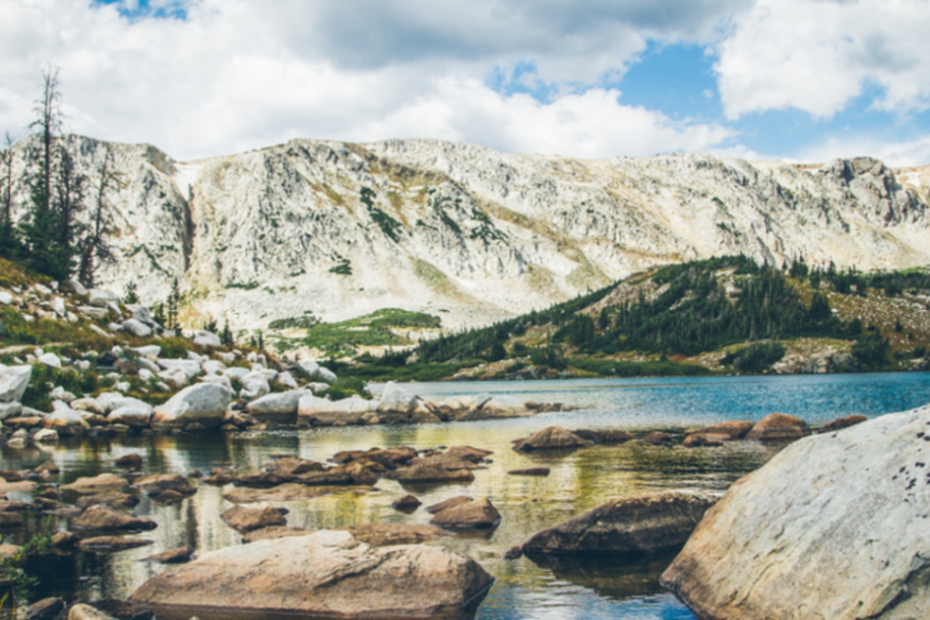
[661,405,930,620]
[88,289,119,308]
[297,394,375,426]
[5,134,930,334]
[151,383,232,430]
[377,382,419,413]
[247,389,312,423]
[0,365,32,403]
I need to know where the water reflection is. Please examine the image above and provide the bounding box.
[4,373,929,619]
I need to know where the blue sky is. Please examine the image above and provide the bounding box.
[2,0,930,165]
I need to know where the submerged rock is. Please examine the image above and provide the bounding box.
[344,523,448,547]
[223,483,371,504]
[78,536,155,551]
[522,491,718,555]
[507,467,550,476]
[661,405,930,620]
[130,531,494,618]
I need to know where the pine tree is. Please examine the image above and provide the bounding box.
[166,277,181,330]
[221,320,233,345]
[124,282,139,304]
[79,144,118,288]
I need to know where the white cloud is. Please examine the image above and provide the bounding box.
[798,135,930,168]
[0,0,739,160]
[716,0,930,119]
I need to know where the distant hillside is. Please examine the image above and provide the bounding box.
[3,134,930,339]
[335,256,930,381]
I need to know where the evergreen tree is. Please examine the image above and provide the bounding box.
[78,144,118,287]
[166,277,181,330]
[221,320,233,345]
[0,133,21,259]
[124,282,139,304]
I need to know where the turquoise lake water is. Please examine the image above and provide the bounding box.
[4,372,930,619]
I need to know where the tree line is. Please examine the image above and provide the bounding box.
[0,67,117,287]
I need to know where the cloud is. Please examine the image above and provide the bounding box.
[715,0,930,119]
[0,0,740,160]
[798,134,930,168]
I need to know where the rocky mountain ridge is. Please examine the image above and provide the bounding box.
[4,134,929,336]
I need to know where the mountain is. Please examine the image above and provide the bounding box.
[4,134,929,342]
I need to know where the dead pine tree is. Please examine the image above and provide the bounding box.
[79,144,119,288]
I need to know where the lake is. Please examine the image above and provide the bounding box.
[4,372,930,619]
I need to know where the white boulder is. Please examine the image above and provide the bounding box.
[240,371,270,401]
[37,353,61,369]
[0,365,31,403]
[247,389,312,424]
[122,319,152,338]
[193,330,222,348]
[88,289,119,307]
[151,383,232,430]
[377,382,419,413]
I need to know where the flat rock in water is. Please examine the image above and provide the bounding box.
[68,604,119,620]
[445,445,493,463]
[141,546,195,563]
[430,498,502,530]
[661,405,930,620]
[221,503,287,533]
[682,433,729,448]
[0,512,24,528]
[76,492,140,511]
[819,414,868,433]
[223,483,371,503]
[78,536,154,551]
[640,431,672,445]
[571,429,635,444]
[513,426,593,451]
[392,494,422,511]
[61,473,128,493]
[391,454,479,484]
[130,531,494,618]
[684,420,754,439]
[426,496,474,514]
[132,473,196,496]
[746,412,811,440]
[114,453,143,468]
[343,523,449,547]
[73,505,157,532]
[242,526,315,543]
[24,596,65,620]
[522,491,718,555]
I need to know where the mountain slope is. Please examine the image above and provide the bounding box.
[4,134,929,340]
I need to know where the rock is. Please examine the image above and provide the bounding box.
[0,291,12,305]
[221,503,287,533]
[50,531,80,549]
[76,492,140,511]
[61,473,128,493]
[474,395,530,418]
[683,433,729,448]
[746,412,811,440]
[33,428,59,444]
[121,319,152,338]
[523,491,718,555]
[42,406,91,436]
[193,330,221,347]
[73,505,158,531]
[0,542,22,558]
[430,497,502,529]
[445,445,493,463]
[88,289,119,308]
[155,358,202,380]
[344,523,448,547]
[24,596,65,620]
[276,371,298,389]
[224,366,250,380]
[49,385,75,402]
[34,460,60,474]
[151,383,231,430]
[0,511,25,528]
[78,537,154,552]
[684,420,754,439]
[0,365,31,403]
[297,394,374,426]
[107,405,153,428]
[426,496,475,514]
[50,296,66,317]
[571,429,635,444]
[37,352,61,368]
[239,371,270,400]
[513,425,593,451]
[130,530,494,618]
[242,526,315,543]
[391,454,478,484]
[508,467,551,476]
[132,474,196,497]
[263,456,325,477]
[115,453,143,468]
[68,604,119,620]
[0,401,22,420]
[819,414,868,433]
[391,494,422,511]
[641,431,672,445]
[201,359,226,375]
[377,381,419,413]
[72,397,104,414]
[660,406,930,619]
[133,345,161,359]
[246,389,311,424]
[141,546,195,563]
[223,483,372,504]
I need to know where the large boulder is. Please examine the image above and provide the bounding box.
[247,389,312,424]
[0,365,31,403]
[121,319,152,338]
[376,382,419,413]
[297,394,374,426]
[107,404,153,428]
[151,383,231,430]
[239,371,270,401]
[130,531,493,618]
[42,405,91,436]
[746,412,811,441]
[193,330,221,348]
[513,425,593,451]
[522,491,718,555]
[660,405,930,619]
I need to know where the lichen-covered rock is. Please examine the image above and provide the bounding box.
[130,530,494,618]
[523,491,717,555]
[661,405,930,620]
